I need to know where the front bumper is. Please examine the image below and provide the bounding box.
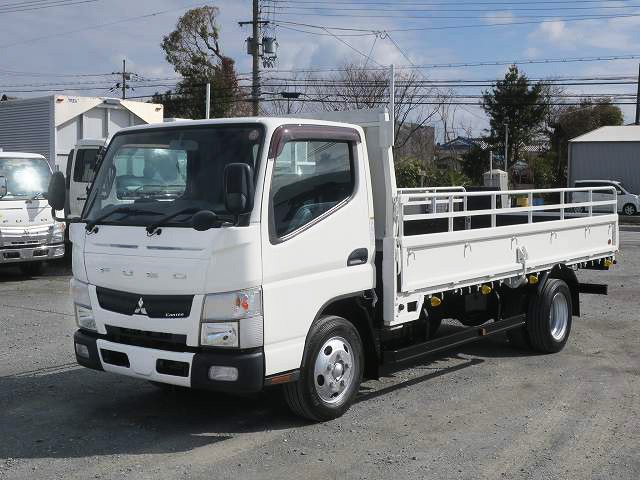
[0,243,65,264]
[73,330,264,393]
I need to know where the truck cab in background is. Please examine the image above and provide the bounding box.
[0,152,65,275]
[65,139,105,218]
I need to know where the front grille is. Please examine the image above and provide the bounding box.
[96,287,194,319]
[105,325,188,351]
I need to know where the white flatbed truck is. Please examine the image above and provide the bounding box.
[46,109,618,421]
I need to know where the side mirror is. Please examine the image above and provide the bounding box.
[47,171,66,211]
[192,210,220,231]
[224,163,254,215]
[0,176,6,198]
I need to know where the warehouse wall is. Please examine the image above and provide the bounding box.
[0,97,53,162]
[569,142,640,194]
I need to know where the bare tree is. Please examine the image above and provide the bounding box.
[304,63,442,151]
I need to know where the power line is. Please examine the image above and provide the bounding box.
[273,12,640,32]
[270,4,640,14]
[0,0,99,14]
[259,54,640,74]
[0,2,213,49]
[265,0,640,5]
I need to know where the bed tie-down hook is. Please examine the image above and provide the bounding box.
[516,245,529,278]
[464,242,472,258]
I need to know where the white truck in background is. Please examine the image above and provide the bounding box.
[46,109,619,421]
[0,152,65,275]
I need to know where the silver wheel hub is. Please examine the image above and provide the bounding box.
[549,292,569,341]
[314,336,354,404]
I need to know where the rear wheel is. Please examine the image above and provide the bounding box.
[20,262,44,276]
[526,278,572,353]
[622,203,637,216]
[283,315,364,421]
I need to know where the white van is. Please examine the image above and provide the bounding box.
[573,180,640,216]
[0,152,65,274]
[65,139,105,218]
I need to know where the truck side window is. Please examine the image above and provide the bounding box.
[73,148,99,182]
[271,140,354,238]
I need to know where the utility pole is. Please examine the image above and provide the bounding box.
[504,123,509,170]
[251,0,260,116]
[205,83,211,119]
[240,1,271,116]
[635,62,640,125]
[111,59,133,100]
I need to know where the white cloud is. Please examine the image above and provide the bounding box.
[528,16,640,51]
[483,11,516,25]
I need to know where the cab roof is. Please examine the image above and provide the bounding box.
[115,116,362,135]
[0,151,46,160]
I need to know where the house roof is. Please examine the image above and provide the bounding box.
[569,125,640,143]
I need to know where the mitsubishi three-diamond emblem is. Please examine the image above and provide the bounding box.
[134,297,147,315]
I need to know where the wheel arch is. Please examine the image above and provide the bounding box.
[310,292,381,379]
[542,264,580,316]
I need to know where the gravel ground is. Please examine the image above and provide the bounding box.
[1,232,638,480]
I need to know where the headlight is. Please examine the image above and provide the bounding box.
[201,288,263,348]
[70,279,96,331]
[201,322,239,348]
[75,304,96,331]
[51,222,65,243]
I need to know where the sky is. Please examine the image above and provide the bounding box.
[0,0,639,139]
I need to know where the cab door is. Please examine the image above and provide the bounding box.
[69,148,99,217]
[260,125,374,376]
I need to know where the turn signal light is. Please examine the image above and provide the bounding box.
[430,297,442,307]
[528,275,539,285]
[480,285,492,295]
[603,259,613,268]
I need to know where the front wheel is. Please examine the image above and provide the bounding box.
[622,203,637,216]
[283,315,364,421]
[526,278,572,353]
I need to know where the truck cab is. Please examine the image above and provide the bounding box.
[0,152,65,275]
[47,112,618,421]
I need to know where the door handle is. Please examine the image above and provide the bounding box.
[347,248,368,266]
[77,197,86,201]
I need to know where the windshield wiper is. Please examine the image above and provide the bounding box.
[145,207,205,235]
[86,206,161,231]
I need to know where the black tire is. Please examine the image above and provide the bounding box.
[526,278,572,353]
[283,315,364,422]
[20,262,44,276]
[622,203,637,216]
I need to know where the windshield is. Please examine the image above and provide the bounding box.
[0,157,51,200]
[83,124,264,226]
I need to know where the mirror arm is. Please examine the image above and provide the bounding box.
[51,207,66,222]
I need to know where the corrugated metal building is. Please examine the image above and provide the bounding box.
[0,95,163,172]
[568,125,640,194]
